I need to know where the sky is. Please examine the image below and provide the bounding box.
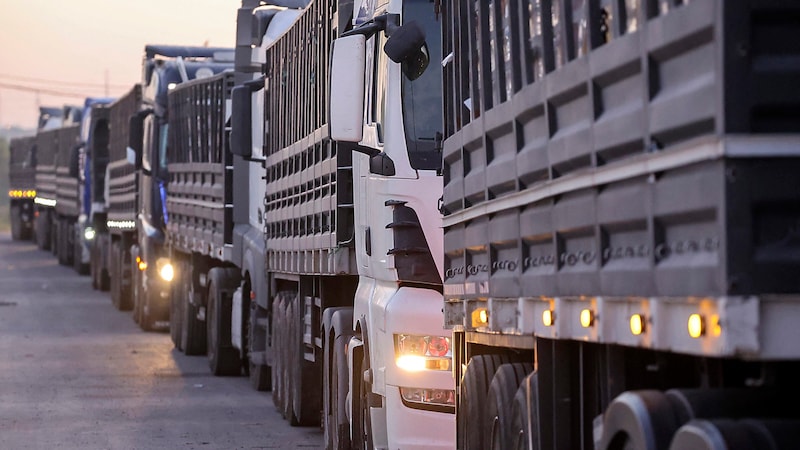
[0,0,239,130]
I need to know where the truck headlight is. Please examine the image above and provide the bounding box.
[156,258,174,282]
[84,227,96,241]
[394,334,451,372]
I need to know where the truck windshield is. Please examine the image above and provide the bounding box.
[401,0,442,171]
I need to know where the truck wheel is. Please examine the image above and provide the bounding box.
[169,260,185,350]
[92,242,110,291]
[10,206,22,240]
[73,227,89,275]
[50,218,58,256]
[182,260,206,356]
[510,372,539,450]
[323,308,354,450]
[206,268,241,376]
[132,251,144,325]
[289,292,321,426]
[35,211,50,250]
[99,268,110,291]
[459,355,512,450]
[352,340,374,450]
[283,295,297,422]
[90,241,99,289]
[271,293,287,414]
[488,363,534,450]
[249,356,271,391]
[598,391,678,450]
[136,271,158,332]
[246,294,270,391]
[110,242,122,309]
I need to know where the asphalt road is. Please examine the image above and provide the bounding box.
[0,232,324,450]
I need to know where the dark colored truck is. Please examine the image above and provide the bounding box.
[440,0,800,449]
[96,84,142,311]
[33,125,61,252]
[125,45,233,330]
[53,123,81,267]
[8,135,37,241]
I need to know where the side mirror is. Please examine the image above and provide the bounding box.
[127,112,145,170]
[231,77,265,160]
[231,85,253,158]
[384,21,429,81]
[329,34,366,143]
[69,144,82,178]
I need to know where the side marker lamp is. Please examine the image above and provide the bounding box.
[630,314,645,336]
[580,309,594,328]
[471,308,489,328]
[688,314,705,338]
[542,309,555,327]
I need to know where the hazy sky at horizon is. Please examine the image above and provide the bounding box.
[0,0,239,129]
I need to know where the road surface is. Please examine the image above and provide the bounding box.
[0,232,324,450]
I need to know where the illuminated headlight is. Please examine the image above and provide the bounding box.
[84,227,96,241]
[399,387,455,412]
[394,334,451,372]
[156,258,174,282]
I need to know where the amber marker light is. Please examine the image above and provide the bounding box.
[688,314,705,338]
[630,314,645,336]
[711,314,722,337]
[471,308,489,328]
[542,309,555,327]
[580,309,594,328]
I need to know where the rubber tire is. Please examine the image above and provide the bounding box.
[323,309,354,450]
[72,225,91,276]
[284,295,297,423]
[169,258,185,350]
[206,268,241,376]
[35,210,50,251]
[249,359,271,391]
[50,218,58,256]
[247,296,271,391]
[352,342,374,450]
[458,354,512,450]
[92,240,110,291]
[488,363,534,450]
[138,277,157,332]
[10,206,22,240]
[510,372,540,450]
[289,292,321,426]
[73,226,89,275]
[271,293,287,414]
[182,260,207,355]
[110,241,124,310]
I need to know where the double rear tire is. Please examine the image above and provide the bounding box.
[459,356,535,450]
[206,268,241,376]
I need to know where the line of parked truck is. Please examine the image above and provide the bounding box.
[8,0,800,449]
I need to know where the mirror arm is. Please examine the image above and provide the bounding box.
[341,14,399,39]
[337,141,380,157]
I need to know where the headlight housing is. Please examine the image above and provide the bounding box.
[394,334,451,372]
[83,227,96,241]
[156,258,174,282]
